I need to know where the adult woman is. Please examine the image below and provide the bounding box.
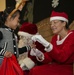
[29,11,74,75]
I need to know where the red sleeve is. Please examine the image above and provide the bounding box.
[42,52,53,64]
[49,32,74,63]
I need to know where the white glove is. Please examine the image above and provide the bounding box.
[30,48,44,61]
[30,48,43,57]
[31,35,49,47]
[31,35,53,52]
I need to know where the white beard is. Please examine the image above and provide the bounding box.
[18,34,34,69]
[17,32,39,70]
[18,35,33,48]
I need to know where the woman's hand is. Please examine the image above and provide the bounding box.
[4,51,12,58]
[30,48,44,61]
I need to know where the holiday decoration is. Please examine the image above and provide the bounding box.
[52,0,59,8]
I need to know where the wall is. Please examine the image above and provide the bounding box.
[33,0,74,25]
[0,0,6,11]
[5,0,74,25]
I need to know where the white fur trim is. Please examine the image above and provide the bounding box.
[56,32,73,45]
[20,57,35,70]
[18,31,33,37]
[44,44,53,52]
[50,16,68,23]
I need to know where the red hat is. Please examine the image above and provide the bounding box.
[50,11,68,23]
[18,22,38,36]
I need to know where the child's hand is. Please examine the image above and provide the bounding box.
[4,51,12,58]
[31,43,36,49]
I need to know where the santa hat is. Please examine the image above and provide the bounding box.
[18,22,38,36]
[50,11,68,23]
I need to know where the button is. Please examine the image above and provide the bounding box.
[13,39,15,40]
[14,45,16,47]
[14,52,16,54]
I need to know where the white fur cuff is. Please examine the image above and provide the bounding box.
[20,57,35,70]
[44,44,53,52]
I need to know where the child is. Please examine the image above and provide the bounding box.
[0,7,30,64]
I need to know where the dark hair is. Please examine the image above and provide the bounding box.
[0,7,21,25]
[60,20,69,29]
[0,11,4,26]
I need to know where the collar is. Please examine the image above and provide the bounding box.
[56,31,73,45]
[2,25,14,32]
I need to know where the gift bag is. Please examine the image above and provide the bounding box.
[0,55,24,75]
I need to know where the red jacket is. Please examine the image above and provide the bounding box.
[29,30,74,75]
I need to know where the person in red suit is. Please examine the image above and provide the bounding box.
[28,11,74,75]
[18,22,46,70]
